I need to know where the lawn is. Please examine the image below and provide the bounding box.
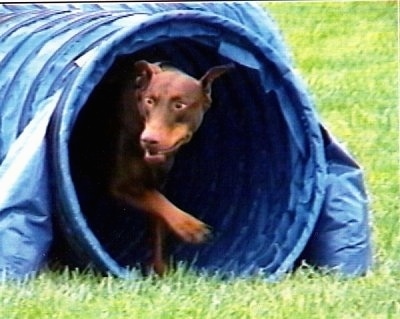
[0,2,398,318]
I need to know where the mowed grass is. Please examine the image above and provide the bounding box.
[1,2,398,318]
[266,1,399,263]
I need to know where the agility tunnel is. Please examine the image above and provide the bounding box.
[0,3,372,280]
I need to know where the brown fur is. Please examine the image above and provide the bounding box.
[110,60,233,275]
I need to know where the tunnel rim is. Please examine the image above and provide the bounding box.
[52,9,326,279]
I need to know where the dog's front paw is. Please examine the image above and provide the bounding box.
[168,212,211,244]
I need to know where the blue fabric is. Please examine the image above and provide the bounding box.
[0,92,60,278]
[0,2,372,279]
[298,126,372,275]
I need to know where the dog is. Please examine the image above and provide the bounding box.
[110,60,233,275]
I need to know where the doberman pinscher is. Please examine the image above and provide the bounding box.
[110,60,233,275]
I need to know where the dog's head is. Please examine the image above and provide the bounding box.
[133,60,233,165]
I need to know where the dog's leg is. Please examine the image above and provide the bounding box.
[123,190,210,244]
[152,218,167,276]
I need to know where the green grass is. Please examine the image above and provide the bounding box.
[1,267,399,319]
[1,2,398,318]
[266,0,399,262]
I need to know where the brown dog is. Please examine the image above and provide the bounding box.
[110,60,233,275]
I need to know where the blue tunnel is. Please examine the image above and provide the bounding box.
[0,3,372,280]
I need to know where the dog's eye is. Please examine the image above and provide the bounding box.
[174,102,187,110]
[144,97,154,105]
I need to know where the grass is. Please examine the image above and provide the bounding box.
[0,267,399,318]
[266,0,399,262]
[1,2,398,318]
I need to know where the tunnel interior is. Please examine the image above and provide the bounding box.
[67,38,295,275]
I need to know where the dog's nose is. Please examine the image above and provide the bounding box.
[140,134,160,147]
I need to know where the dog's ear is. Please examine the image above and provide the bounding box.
[200,63,234,95]
[134,60,162,90]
